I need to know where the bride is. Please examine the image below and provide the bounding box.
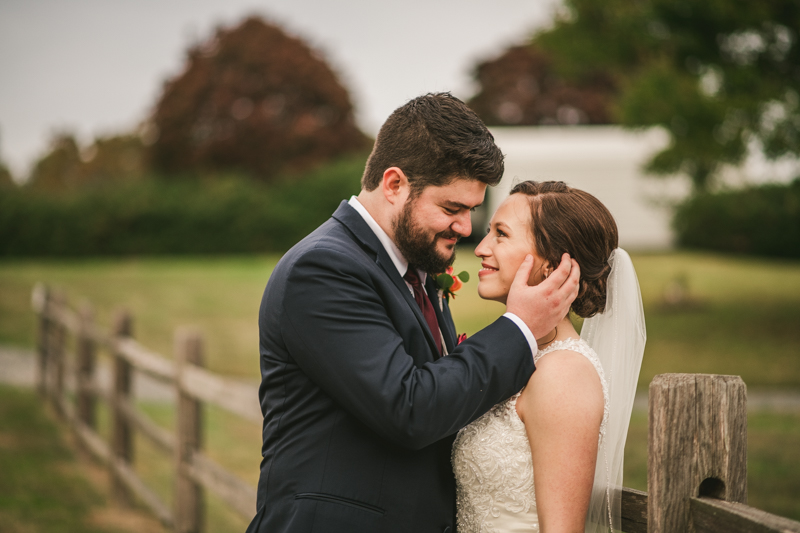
[452,181,646,533]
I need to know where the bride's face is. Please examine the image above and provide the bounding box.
[474,194,549,304]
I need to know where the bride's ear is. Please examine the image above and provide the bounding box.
[541,262,554,281]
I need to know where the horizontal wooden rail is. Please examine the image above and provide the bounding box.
[52,305,81,335]
[691,497,800,533]
[621,487,648,533]
[116,396,176,453]
[111,453,174,527]
[34,284,262,532]
[187,451,258,520]
[68,396,175,527]
[181,364,261,422]
[114,338,176,382]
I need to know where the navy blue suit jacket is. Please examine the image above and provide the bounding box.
[247,201,535,533]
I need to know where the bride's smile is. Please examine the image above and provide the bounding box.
[475,193,549,304]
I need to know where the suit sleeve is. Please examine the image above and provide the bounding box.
[280,246,535,450]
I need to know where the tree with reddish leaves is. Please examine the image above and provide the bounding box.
[148,16,368,181]
[468,45,616,127]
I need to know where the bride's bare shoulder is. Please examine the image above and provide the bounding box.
[516,345,604,424]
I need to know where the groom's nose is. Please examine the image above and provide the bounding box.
[451,211,472,237]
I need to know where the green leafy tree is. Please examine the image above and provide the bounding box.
[0,161,14,188]
[26,132,146,191]
[148,16,368,181]
[27,133,82,191]
[533,0,800,191]
[79,133,147,184]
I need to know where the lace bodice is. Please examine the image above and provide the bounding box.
[452,338,609,533]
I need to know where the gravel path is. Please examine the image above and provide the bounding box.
[2,346,799,412]
[0,345,180,402]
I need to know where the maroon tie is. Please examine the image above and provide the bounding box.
[404,267,442,355]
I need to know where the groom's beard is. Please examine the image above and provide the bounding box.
[393,198,458,275]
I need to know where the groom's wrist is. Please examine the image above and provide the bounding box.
[502,313,537,356]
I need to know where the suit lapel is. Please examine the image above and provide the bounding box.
[332,202,442,358]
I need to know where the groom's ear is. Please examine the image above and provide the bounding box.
[382,167,411,206]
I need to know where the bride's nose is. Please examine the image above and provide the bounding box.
[474,233,491,258]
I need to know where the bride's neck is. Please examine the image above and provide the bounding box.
[537,315,579,348]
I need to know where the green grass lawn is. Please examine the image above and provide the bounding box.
[1,249,799,527]
[0,385,168,533]
[0,255,278,377]
[2,249,800,386]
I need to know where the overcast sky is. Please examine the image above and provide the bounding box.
[0,0,559,177]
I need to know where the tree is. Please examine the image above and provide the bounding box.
[0,161,14,188]
[468,44,616,126]
[27,133,82,191]
[532,0,800,192]
[148,16,368,181]
[26,132,147,191]
[79,133,147,183]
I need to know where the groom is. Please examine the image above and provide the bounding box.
[247,93,579,533]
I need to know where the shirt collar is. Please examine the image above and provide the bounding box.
[348,196,425,283]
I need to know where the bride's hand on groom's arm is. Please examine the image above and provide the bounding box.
[506,253,580,341]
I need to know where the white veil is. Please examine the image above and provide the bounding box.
[581,248,646,533]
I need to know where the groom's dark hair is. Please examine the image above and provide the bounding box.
[361,92,504,195]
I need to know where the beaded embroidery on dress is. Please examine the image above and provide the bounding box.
[452,338,609,533]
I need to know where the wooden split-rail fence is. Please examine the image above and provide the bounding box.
[32,284,800,533]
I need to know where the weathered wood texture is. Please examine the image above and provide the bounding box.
[111,310,134,505]
[621,487,648,533]
[690,497,800,533]
[175,329,205,533]
[76,303,97,432]
[648,373,747,533]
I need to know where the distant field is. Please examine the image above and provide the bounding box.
[2,249,799,387]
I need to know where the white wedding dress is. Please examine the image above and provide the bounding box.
[452,337,609,533]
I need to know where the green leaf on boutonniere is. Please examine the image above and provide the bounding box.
[436,273,454,289]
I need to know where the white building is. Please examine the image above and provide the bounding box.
[487,126,683,250]
[486,126,799,250]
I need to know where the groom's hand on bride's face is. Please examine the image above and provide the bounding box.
[506,253,580,341]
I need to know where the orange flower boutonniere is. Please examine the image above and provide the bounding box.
[435,266,470,302]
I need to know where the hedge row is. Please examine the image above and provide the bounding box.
[673,179,800,258]
[0,156,365,256]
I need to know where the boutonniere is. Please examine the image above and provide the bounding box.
[435,266,470,302]
[457,333,467,345]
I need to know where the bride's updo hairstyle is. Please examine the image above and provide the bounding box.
[510,180,619,318]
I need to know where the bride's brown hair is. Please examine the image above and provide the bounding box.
[510,180,619,318]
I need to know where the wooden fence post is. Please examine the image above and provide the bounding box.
[111,309,134,505]
[648,373,747,533]
[175,328,205,533]
[50,291,67,418]
[33,284,51,396]
[76,303,97,435]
